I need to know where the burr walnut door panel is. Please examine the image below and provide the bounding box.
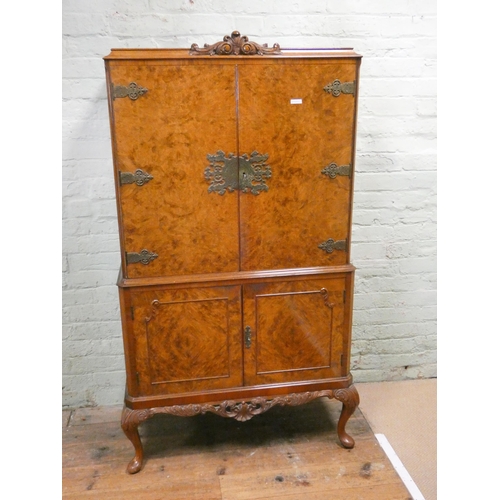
[242,277,346,386]
[108,61,240,278]
[129,285,243,396]
[237,60,358,270]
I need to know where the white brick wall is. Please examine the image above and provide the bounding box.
[62,0,437,407]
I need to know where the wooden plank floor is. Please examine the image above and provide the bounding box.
[63,399,412,499]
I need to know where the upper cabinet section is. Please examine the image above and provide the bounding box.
[105,34,361,280]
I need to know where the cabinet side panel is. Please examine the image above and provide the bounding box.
[118,286,138,397]
[342,270,355,377]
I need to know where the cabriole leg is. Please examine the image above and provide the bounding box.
[121,406,153,474]
[333,385,360,448]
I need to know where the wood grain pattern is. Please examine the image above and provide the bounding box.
[243,277,347,386]
[145,298,231,384]
[108,61,240,278]
[254,292,332,373]
[128,285,243,396]
[238,60,357,270]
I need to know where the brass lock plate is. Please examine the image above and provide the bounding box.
[205,151,271,195]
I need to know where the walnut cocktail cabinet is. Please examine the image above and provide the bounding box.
[104,32,362,474]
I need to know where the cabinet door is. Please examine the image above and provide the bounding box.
[238,60,358,270]
[128,285,243,396]
[242,277,346,386]
[108,61,240,278]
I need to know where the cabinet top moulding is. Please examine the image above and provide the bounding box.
[104,48,362,61]
[103,48,362,61]
[104,32,361,60]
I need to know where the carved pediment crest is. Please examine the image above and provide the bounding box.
[190,31,281,56]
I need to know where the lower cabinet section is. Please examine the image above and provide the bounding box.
[121,274,351,398]
[118,269,358,473]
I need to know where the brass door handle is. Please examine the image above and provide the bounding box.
[244,326,252,348]
[319,288,334,309]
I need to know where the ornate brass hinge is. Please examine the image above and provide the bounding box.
[126,249,158,265]
[113,82,148,100]
[323,79,356,97]
[321,162,352,179]
[244,326,252,348]
[119,169,153,186]
[205,150,272,195]
[318,238,347,253]
[190,31,281,56]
